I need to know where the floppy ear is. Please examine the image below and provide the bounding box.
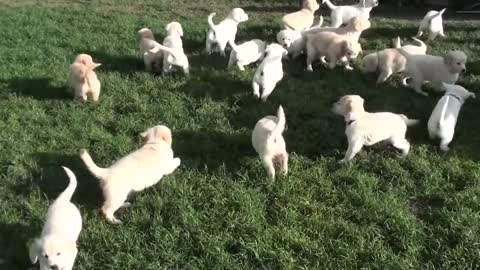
[29,238,41,264]
[156,128,172,146]
[444,53,453,66]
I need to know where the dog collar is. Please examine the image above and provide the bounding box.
[347,119,356,126]
[447,93,462,102]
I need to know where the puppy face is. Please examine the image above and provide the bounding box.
[442,82,476,100]
[140,125,173,146]
[306,0,320,11]
[349,16,371,31]
[276,30,297,49]
[137,28,154,40]
[444,50,467,74]
[265,43,288,58]
[361,53,378,73]
[74,54,101,68]
[231,8,248,23]
[332,95,364,118]
[166,22,183,37]
[30,237,76,270]
[369,0,379,7]
[342,41,362,60]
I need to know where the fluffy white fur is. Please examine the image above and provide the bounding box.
[361,37,426,83]
[137,28,162,72]
[206,8,249,56]
[276,29,305,59]
[227,39,266,71]
[80,125,181,224]
[29,167,82,270]
[322,0,378,28]
[304,15,371,43]
[252,105,288,179]
[68,54,101,102]
[428,83,475,151]
[417,8,446,41]
[252,43,288,102]
[332,95,419,162]
[399,49,467,96]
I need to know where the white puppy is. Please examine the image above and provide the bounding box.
[323,0,379,28]
[159,22,189,75]
[361,37,426,83]
[428,83,475,151]
[252,105,288,179]
[276,29,305,59]
[80,125,181,224]
[417,8,446,41]
[252,44,287,102]
[227,39,266,71]
[206,8,249,56]
[68,54,101,102]
[399,49,467,96]
[393,36,427,55]
[137,28,162,72]
[332,95,419,162]
[29,167,82,270]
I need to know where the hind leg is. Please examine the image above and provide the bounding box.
[252,81,260,99]
[102,190,129,224]
[261,155,275,179]
[391,136,410,157]
[428,32,438,41]
[439,132,454,152]
[218,40,227,57]
[260,84,276,102]
[278,152,288,175]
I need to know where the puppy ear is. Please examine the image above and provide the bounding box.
[178,25,184,37]
[29,238,41,264]
[444,53,453,66]
[156,128,172,146]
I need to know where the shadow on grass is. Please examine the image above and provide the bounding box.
[0,222,40,270]
[0,77,69,100]
[84,50,143,75]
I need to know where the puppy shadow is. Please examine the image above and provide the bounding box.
[0,77,69,100]
[0,222,40,270]
[84,50,143,75]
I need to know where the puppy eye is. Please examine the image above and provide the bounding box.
[57,252,61,256]
[44,254,48,258]
[457,62,461,65]
[282,38,285,41]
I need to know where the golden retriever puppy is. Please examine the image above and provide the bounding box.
[304,15,371,43]
[399,49,467,96]
[332,95,419,162]
[282,0,320,31]
[393,36,427,55]
[306,31,362,71]
[361,37,426,83]
[137,28,162,72]
[323,0,378,27]
[157,22,190,75]
[80,125,181,224]
[227,39,266,71]
[68,54,101,102]
[252,105,288,179]
[252,44,288,102]
[206,8,249,56]
[29,167,82,270]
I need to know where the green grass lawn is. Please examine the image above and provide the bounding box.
[1,0,480,269]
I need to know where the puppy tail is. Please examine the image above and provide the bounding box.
[411,37,427,51]
[398,114,420,127]
[393,36,401,48]
[56,167,77,202]
[208,12,217,35]
[149,40,176,55]
[323,0,337,10]
[270,105,286,138]
[79,149,108,181]
[438,8,446,16]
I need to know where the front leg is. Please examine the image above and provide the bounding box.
[340,139,364,162]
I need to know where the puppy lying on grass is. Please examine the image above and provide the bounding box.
[252,105,288,179]
[80,125,181,224]
[206,8,248,56]
[227,39,266,71]
[282,0,320,31]
[68,54,101,102]
[332,95,419,162]
[29,167,82,270]
[428,83,475,151]
[252,44,288,102]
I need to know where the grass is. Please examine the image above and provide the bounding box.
[1,0,480,269]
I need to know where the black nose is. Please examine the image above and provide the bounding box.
[462,68,466,73]
[50,265,59,270]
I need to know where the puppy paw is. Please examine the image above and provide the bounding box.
[345,66,354,71]
[107,217,122,225]
[440,145,450,152]
[306,66,313,72]
[261,96,268,102]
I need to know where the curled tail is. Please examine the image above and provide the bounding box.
[398,114,420,126]
[322,0,337,10]
[208,13,217,36]
[270,105,286,139]
[393,36,401,48]
[56,167,77,202]
[411,37,427,51]
[79,149,108,181]
[436,8,446,18]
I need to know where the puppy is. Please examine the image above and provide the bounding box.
[393,36,427,55]
[332,95,419,162]
[252,105,288,179]
[68,54,101,102]
[276,29,305,59]
[29,167,82,270]
[80,125,181,224]
[158,22,189,75]
[304,15,371,43]
[361,37,426,83]
[323,0,379,28]
[227,39,266,71]
[137,28,162,72]
[306,31,362,71]
[399,49,467,96]
[252,44,288,102]
[206,8,248,56]
[417,8,446,41]
[428,83,475,151]
[282,0,320,31]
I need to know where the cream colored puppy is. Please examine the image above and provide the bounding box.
[323,0,378,28]
[428,83,475,151]
[393,36,427,55]
[137,28,162,72]
[304,15,371,43]
[332,95,419,162]
[227,39,266,71]
[361,37,426,83]
[399,49,467,96]
[206,8,249,56]
[417,8,446,41]
[252,44,288,102]
[252,105,288,179]
[80,125,181,224]
[306,31,362,71]
[282,0,320,31]
[156,22,189,75]
[68,54,101,102]
[29,167,82,270]
[276,29,305,59]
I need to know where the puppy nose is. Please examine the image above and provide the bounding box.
[462,68,466,73]
[50,265,59,270]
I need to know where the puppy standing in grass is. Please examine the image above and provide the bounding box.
[206,8,249,56]
[428,83,475,151]
[137,28,161,72]
[417,8,446,41]
[282,0,320,31]
[252,44,288,102]
[332,95,419,162]
[156,22,190,75]
[322,0,379,28]
[29,167,82,270]
[68,54,101,102]
[252,105,288,179]
[80,125,181,224]
[227,39,266,71]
